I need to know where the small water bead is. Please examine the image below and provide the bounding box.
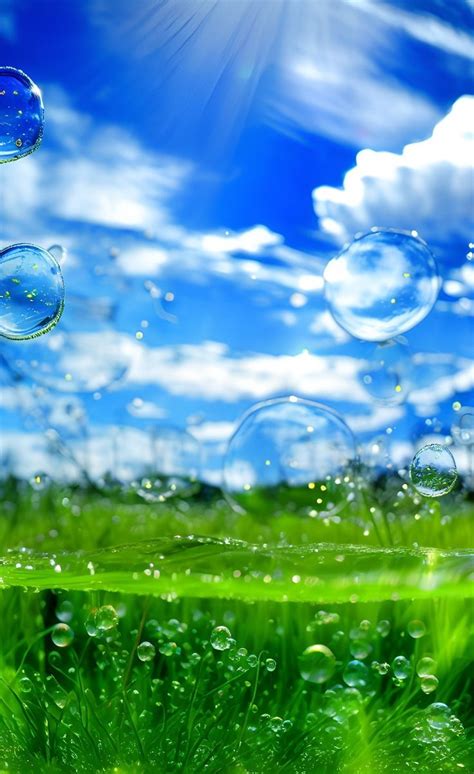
[159,642,180,656]
[324,229,439,341]
[420,675,439,694]
[342,659,369,688]
[350,639,372,660]
[137,641,156,662]
[265,658,277,672]
[247,654,259,668]
[425,702,452,730]
[223,397,356,517]
[392,655,411,680]
[299,644,336,684]
[416,656,437,677]
[210,625,232,651]
[376,620,391,637]
[18,676,33,694]
[51,623,74,648]
[0,244,64,340]
[410,444,458,497]
[407,619,426,639]
[56,600,74,623]
[95,605,119,631]
[0,67,43,162]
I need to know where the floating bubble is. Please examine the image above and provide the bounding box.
[0,244,64,340]
[210,625,232,651]
[359,339,411,405]
[56,600,74,623]
[47,244,67,266]
[392,655,411,680]
[416,657,437,677]
[223,397,356,517]
[51,623,74,648]
[299,644,336,684]
[420,675,439,694]
[265,658,277,672]
[407,620,426,639]
[410,444,458,497]
[324,229,439,341]
[452,408,474,446]
[0,67,43,162]
[95,605,118,631]
[342,659,369,688]
[425,702,451,730]
[137,641,156,662]
[135,426,201,502]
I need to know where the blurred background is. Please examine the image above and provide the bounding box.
[0,0,473,488]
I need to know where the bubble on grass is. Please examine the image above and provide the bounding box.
[265,658,277,672]
[51,623,74,648]
[420,675,439,694]
[223,397,356,517]
[323,229,439,341]
[0,67,44,162]
[410,443,458,497]
[299,644,336,684]
[452,408,474,446]
[359,339,411,405]
[137,641,156,662]
[95,605,118,631]
[0,244,64,340]
[407,620,426,639]
[425,702,451,730]
[417,657,437,677]
[210,625,232,651]
[392,655,411,680]
[56,600,74,623]
[343,660,369,688]
[18,676,33,694]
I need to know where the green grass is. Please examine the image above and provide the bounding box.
[0,478,473,773]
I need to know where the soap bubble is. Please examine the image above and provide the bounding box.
[299,644,336,684]
[359,339,411,405]
[223,397,356,517]
[0,244,64,340]
[324,229,439,341]
[343,659,369,688]
[0,67,44,162]
[452,408,474,446]
[410,443,458,497]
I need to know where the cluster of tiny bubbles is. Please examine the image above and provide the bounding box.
[413,702,464,745]
[0,67,44,162]
[410,443,458,497]
[137,641,156,662]
[210,625,233,651]
[407,619,426,639]
[51,622,74,648]
[0,244,64,340]
[323,228,440,341]
[451,406,474,446]
[222,396,356,518]
[298,644,336,684]
[359,338,411,405]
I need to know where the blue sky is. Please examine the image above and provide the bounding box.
[0,0,473,484]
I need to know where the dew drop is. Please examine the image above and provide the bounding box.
[425,702,451,730]
[51,623,74,648]
[420,675,439,694]
[137,641,156,662]
[392,655,411,680]
[95,605,118,631]
[210,625,232,651]
[416,656,437,677]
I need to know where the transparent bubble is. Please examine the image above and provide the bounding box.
[299,644,336,684]
[135,426,201,502]
[0,244,64,340]
[95,605,118,631]
[324,229,439,341]
[342,660,369,688]
[410,444,458,497]
[416,657,437,677]
[425,702,451,730]
[452,408,474,446]
[392,655,411,680]
[265,658,277,672]
[420,675,439,694]
[223,397,356,517]
[210,625,232,651]
[0,67,43,162]
[407,620,426,639]
[137,641,156,662]
[376,620,391,638]
[47,244,67,266]
[56,600,74,623]
[51,623,74,648]
[359,339,411,405]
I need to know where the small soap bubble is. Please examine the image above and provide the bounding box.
[392,655,411,680]
[410,444,458,497]
[342,659,369,688]
[299,644,336,684]
[223,397,355,517]
[95,605,118,631]
[407,620,426,639]
[210,626,232,651]
[359,339,411,405]
[51,623,74,648]
[0,67,44,162]
[376,620,391,637]
[324,229,439,341]
[420,675,439,694]
[0,244,64,340]
[137,641,156,662]
[417,657,437,677]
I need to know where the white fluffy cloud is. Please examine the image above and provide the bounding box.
[313,96,474,245]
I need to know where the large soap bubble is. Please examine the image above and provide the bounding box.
[0,244,64,340]
[0,67,44,162]
[410,443,458,497]
[324,229,439,341]
[223,397,356,517]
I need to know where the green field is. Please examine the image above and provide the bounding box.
[0,478,473,772]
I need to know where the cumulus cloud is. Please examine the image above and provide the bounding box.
[313,96,474,246]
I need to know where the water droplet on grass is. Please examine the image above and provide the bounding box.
[137,641,156,662]
[410,444,458,497]
[265,658,277,672]
[420,675,439,694]
[210,626,232,651]
[407,619,426,639]
[425,702,451,730]
[95,605,118,631]
[343,659,369,688]
[392,655,411,680]
[299,644,336,684]
[417,656,437,677]
[51,623,74,648]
